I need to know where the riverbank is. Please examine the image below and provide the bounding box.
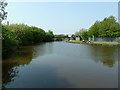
[67,40,120,46]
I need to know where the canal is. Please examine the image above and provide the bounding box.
[2,41,119,88]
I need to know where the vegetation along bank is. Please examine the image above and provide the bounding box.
[2,24,54,58]
[75,16,120,41]
[67,40,120,46]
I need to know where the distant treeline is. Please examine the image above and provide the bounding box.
[2,24,54,57]
[75,16,120,40]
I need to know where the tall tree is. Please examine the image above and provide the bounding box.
[1,0,7,58]
[98,16,120,37]
[88,16,120,38]
[88,21,101,37]
[81,31,88,40]
[0,0,7,41]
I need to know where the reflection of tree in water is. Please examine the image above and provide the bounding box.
[89,45,119,67]
[2,65,19,89]
[102,59,115,67]
[33,42,53,58]
[2,43,76,88]
[2,45,34,89]
[118,47,120,61]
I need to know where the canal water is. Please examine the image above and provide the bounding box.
[2,41,119,88]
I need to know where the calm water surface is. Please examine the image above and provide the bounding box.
[2,41,119,88]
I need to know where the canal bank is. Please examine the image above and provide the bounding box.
[67,40,120,47]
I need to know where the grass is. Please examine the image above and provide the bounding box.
[67,40,120,45]
[68,40,82,43]
[91,41,119,45]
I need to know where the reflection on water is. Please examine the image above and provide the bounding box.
[33,42,53,58]
[2,42,119,88]
[2,45,34,88]
[89,45,118,67]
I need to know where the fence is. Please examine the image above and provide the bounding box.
[94,37,120,42]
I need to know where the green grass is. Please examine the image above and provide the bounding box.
[68,40,82,43]
[91,41,119,45]
[68,40,120,45]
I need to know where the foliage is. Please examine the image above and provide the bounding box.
[75,28,88,40]
[7,24,34,45]
[2,24,54,58]
[75,16,120,40]
[0,0,8,23]
[54,34,65,37]
[88,16,120,38]
[81,31,89,40]
[44,30,54,42]
[0,0,8,58]
[75,28,87,36]
[54,38,65,41]
[2,25,18,57]
[54,34,66,41]
[30,26,46,43]
[88,21,101,37]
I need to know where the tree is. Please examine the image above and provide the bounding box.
[48,30,54,38]
[0,0,7,23]
[75,28,87,36]
[30,26,46,43]
[81,31,88,40]
[1,0,8,57]
[2,23,55,57]
[88,21,101,37]
[87,16,120,38]
[0,0,7,40]
[98,16,120,37]
[44,30,54,42]
[2,25,18,57]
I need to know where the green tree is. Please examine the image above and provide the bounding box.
[87,16,120,38]
[31,26,46,43]
[2,24,55,57]
[7,24,33,45]
[75,28,87,36]
[1,1,9,57]
[98,16,120,37]
[44,30,54,42]
[1,1,55,57]
[48,30,54,38]
[81,31,88,40]
[2,25,18,57]
[0,0,8,23]
[88,21,101,37]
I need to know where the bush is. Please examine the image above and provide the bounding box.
[2,25,18,57]
[2,24,54,58]
[30,26,46,43]
[8,24,34,45]
[44,30,54,42]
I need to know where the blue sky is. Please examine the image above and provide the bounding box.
[6,2,118,34]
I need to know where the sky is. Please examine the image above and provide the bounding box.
[5,2,118,34]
